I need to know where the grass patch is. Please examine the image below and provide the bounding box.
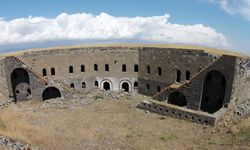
[93,95,104,100]
[160,130,178,142]
[237,127,250,140]
[0,117,6,130]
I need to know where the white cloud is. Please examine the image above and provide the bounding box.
[211,0,250,21]
[0,12,229,47]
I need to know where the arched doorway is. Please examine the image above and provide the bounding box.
[168,91,187,107]
[201,71,226,114]
[42,87,61,100]
[11,68,30,101]
[103,82,111,91]
[121,82,130,92]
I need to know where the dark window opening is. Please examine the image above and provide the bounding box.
[81,65,85,72]
[121,82,130,92]
[134,81,138,89]
[42,68,47,76]
[95,81,99,87]
[42,87,61,101]
[16,90,20,94]
[122,64,126,72]
[82,82,86,88]
[186,71,190,80]
[157,86,161,92]
[103,82,111,91]
[105,64,109,72]
[27,88,31,95]
[94,64,98,71]
[168,91,187,107]
[70,83,75,88]
[51,68,55,76]
[158,67,162,76]
[69,66,73,73]
[146,84,150,90]
[147,66,150,74]
[134,64,139,72]
[176,69,181,83]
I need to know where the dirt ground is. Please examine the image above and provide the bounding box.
[0,93,250,150]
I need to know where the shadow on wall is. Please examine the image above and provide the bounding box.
[201,70,226,114]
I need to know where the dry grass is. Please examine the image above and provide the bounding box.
[0,96,250,149]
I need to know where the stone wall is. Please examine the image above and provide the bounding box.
[231,57,250,105]
[0,58,9,103]
[0,46,243,117]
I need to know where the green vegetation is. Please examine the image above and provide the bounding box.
[238,127,250,140]
[160,130,178,142]
[93,95,104,100]
[0,117,6,130]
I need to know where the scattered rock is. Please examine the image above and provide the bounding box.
[0,136,34,150]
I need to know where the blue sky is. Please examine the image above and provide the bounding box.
[0,0,249,54]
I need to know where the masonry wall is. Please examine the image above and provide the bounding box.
[18,47,139,96]
[138,47,212,97]
[0,57,9,103]
[1,46,240,114]
[231,57,250,105]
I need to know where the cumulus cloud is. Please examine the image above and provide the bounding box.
[0,12,229,47]
[210,0,250,21]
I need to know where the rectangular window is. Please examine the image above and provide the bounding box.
[158,67,162,76]
[94,64,98,71]
[81,65,85,72]
[105,64,109,72]
[69,66,73,73]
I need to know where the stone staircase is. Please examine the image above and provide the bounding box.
[152,56,221,99]
[13,57,81,97]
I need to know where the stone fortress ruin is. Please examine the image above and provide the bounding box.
[0,44,249,126]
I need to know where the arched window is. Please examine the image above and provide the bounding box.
[42,68,47,76]
[176,69,181,83]
[122,64,126,72]
[134,64,139,72]
[51,68,55,76]
[69,66,73,73]
[82,82,86,88]
[94,64,98,71]
[81,65,85,72]
[105,64,109,72]
[147,66,150,74]
[70,83,75,89]
[186,71,190,80]
[158,67,162,76]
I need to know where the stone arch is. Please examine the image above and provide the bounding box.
[42,86,61,101]
[11,68,30,101]
[201,70,226,113]
[119,80,131,92]
[168,91,187,107]
[101,79,113,91]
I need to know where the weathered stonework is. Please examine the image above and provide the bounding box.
[0,44,248,125]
